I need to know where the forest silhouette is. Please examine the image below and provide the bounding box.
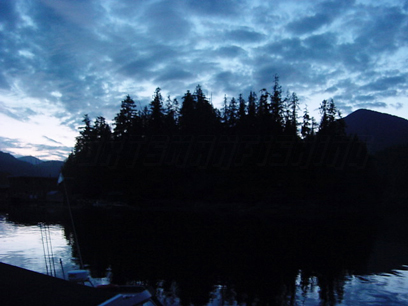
[63,76,379,210]
[5,76,401,306]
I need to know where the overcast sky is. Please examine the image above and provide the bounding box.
[1,0,408,160]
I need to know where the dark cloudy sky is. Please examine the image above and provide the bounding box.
[1,0,407,160]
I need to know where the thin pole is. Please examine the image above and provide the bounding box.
[39,223,50,275]
[60,258,66,280]
[45,225,57,277]
[62,179,84,269]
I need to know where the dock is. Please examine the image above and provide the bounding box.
[0,262,117,305]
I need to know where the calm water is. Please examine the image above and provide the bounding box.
[1,207,408,305]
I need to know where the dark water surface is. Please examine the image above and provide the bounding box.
[2,206,408,305]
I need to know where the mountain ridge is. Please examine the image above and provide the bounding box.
[18,156,44,165]
[344,109,408,153]
[0,151,63,177]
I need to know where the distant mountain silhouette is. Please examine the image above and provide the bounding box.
[18,156,43,165]
[0,151,63,177]
[344,109,408,153]
[36,161,64,177]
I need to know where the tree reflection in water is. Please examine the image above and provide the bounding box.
[54,207,378,306]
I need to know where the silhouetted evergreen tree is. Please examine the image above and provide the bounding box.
[149,87,165,134]
[179,85,218,134]
[270,75,284,135]
[283,92,299,136]
[164,95,179,134]
[179,90,196,134]
[238,94,246,120]
[92,116,111,140]
[65,114,114,197]
[113,95,138,139]
[247,91,257,133]
[221,95,229,129]
[72,114,109,163]
[236,94,247,133]
[194,85,218,134]
[227,97,238,130]
[73,114,93,157]
[301,106,312,139]
[258,88,270,134]
[318,99,345,136]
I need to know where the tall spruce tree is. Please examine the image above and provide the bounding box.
[319,99,334,135]
[247,91,257,133]
[301,106,312,139]
[238,94,246,120]
[164,95,179,134]
[317,98,346,137]
[193,85,218,134]
[258,88,270,134]
[237,94,247,133]
[149,87,165,134]
[113,95,137,139]
[284,92,299,136]
[221,95,229,127]
[270,75,284,135]
[228,97,238,129]
[73,114,93,156]
[179,90,196,134]
[92,116,111,140]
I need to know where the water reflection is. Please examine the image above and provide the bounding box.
[66,208,378,305]
[0,214,77,279]
[2,207,408,305]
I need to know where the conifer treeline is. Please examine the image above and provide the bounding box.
[64,76,372,203]
[71,76,344,157]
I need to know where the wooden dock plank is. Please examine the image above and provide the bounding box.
[0,262,116,306]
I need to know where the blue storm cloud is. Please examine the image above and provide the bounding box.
[1,0,408,158]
